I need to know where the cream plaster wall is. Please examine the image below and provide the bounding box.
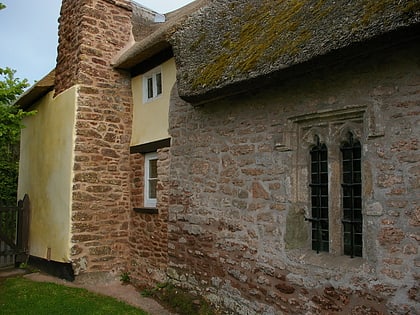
[18,87,77,263]
[130,58,176,146]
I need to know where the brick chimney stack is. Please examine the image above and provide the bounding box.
[55,0,134,275]
[55,0,133,94]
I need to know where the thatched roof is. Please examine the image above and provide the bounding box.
[14,70,55,109]
[171,0,420,103]
[114,0,210,69]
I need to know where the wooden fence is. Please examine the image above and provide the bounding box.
[0,194,30,268]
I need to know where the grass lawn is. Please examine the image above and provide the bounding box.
[0,277,148,315]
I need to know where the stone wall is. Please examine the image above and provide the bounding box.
[167,39,419,314]
[128,148,170,285]
[55,0,134,275]
[130,153,144,209]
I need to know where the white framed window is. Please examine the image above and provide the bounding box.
[143,67,162,103]
[144,152,158,207]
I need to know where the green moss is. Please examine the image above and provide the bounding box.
[355,0,419,29]
[190,33,206,52]
[142,283,218,315]
[191,0,333,89]
[401,1,420,13]
[190,0,416,90]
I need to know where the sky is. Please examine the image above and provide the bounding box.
[0,0,194,85]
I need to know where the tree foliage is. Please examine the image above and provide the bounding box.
[0,67,33,204]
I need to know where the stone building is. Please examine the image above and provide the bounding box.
[16,0,419,314]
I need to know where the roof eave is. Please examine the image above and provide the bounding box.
[14,70,55,110]
[179,24,420,105]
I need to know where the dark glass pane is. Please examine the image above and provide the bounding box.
[149,159,158,178]
[149,179,157,198]
[355,223,363,233]
[343,211,352,221]
[320,149,328,161]
[156,73,162,95]
[343,234,351,245]
[147,77,153,98]
[353,144,361,158]
[354,198,362,210]
[342,148,352,160]
[343,161,352,171]
[355,234,362,245]
[342,186,351,197]
[343,172,352,183]
[343,224,351,233]
[343,197,351,209]
[312,196,319,207]
[354,185,362,197]
[310,141,329,253]
[354,172,361,183]
[353,160,361,172]
[341,134,363,257]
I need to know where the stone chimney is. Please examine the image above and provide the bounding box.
[55,0,134,275]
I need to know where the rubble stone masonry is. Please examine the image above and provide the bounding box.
[168,39,419,314]
[55,0,133,275]
[129,148,170,285]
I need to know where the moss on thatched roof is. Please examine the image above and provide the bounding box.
[171,0,420,103]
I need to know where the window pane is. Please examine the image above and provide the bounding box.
[310,141,329,253]
[149,179,157,199]
[341,136,363,257]
[156,73,162,95]
[354,171,361,183]
[147,77,153,98]
[144,153,158,207]
[149,159,158,178]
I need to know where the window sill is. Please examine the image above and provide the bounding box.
[133,207,158,214]
[286,248,367,271]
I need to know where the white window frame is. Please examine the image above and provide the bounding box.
[143,67,162,103]
[144,152,158,208]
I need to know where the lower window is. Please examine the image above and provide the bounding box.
[144,152,158,207]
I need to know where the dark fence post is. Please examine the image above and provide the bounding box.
[16,194,30,265]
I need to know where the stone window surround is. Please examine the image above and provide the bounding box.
[284,105,379,267]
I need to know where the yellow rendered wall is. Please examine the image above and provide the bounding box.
[130,58,176,146]
[18,87,77,263]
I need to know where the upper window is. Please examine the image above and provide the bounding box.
[144,152,158,207]
[143,67,162,103]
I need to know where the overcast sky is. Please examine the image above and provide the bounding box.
[0,0,194,84]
